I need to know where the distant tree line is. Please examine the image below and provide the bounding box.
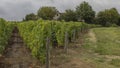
[24,1,120,27]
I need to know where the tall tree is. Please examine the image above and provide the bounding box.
[37,6,58,20]
[118,15,120,26]
[97,8,119,26]
[59,9,77,21]
[76,1,95,23]
[25,13,38,21]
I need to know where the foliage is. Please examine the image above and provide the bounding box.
[25,13,38,21]
[0,19,14,54]
[59,9,77,21]
[117,16,120,26]
[76,1,95,24]
[17,20,89,63]
[37,6,58,20]
[97,8,119,27]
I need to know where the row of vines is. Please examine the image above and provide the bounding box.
[17,20,89,63]
[0,19,14,54]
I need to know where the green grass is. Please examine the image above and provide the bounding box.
[110,59,120,67]
[93,27,120,55]
[81,27,120,68]
[49,27,120,68]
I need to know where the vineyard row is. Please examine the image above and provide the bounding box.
[0,19,89,63]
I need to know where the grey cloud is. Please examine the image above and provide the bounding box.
[0,0,120,21]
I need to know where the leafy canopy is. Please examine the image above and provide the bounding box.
[76,1,95,24]
[37,6,58,20]
[97,8,119,26]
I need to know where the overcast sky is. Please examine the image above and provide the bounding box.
[0,0,120,21]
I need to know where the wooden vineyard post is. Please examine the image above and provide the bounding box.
[46,37,50,68]
[72,29,76,42]
[64,32,68,53]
